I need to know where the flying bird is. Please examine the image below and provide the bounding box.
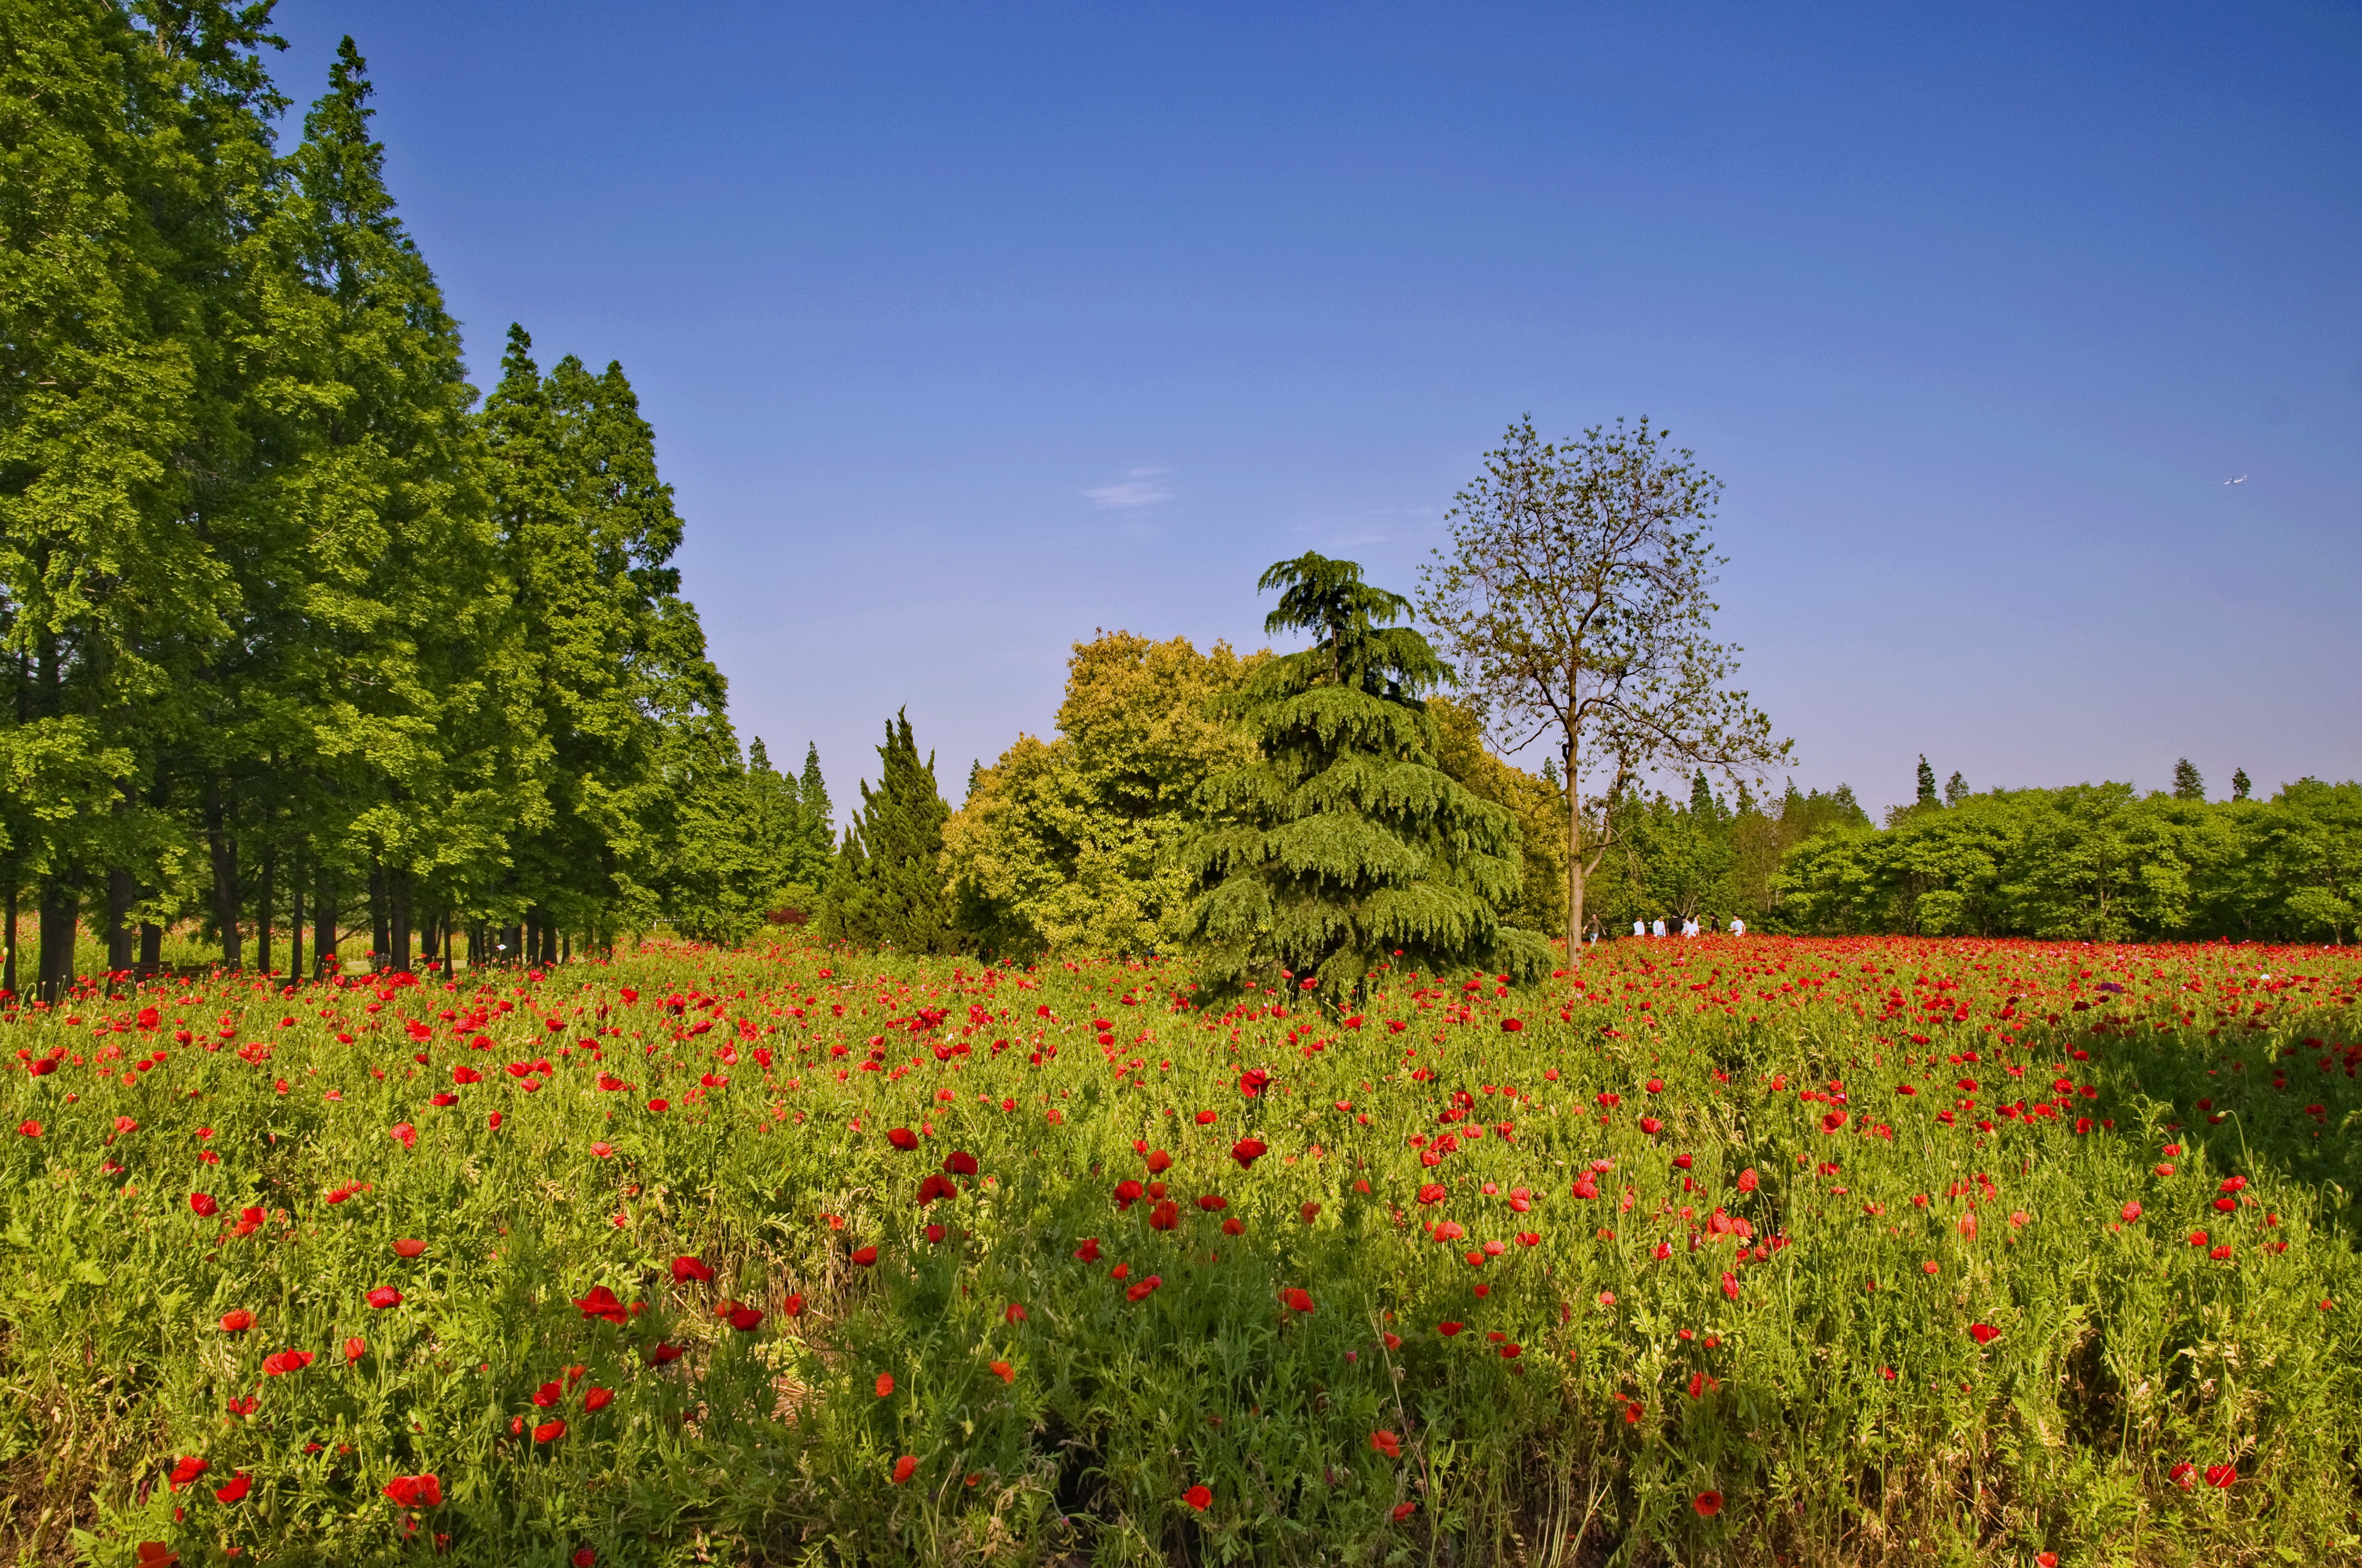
[2224,475,2247,485]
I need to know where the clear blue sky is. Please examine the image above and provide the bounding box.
[274,1,2361,820]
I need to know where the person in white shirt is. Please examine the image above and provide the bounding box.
[1728,916,1746,936]
[1682,918,1698,938]
[1633,919,1645,938]
[1651,918,1667,938]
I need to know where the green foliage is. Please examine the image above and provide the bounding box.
[2172,757,2205,801]
[1426,697,1567,938]
[1184,553,1542,998]
[1775,778,2362,942]
[825,711,956,953]
[948,632,1263,959]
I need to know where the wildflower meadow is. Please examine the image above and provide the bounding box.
[5,935,2358,1567]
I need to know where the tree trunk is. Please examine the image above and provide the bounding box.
[391,870,412,973]
[289,856,305,985]
[105,867,135,981]
[258,849,275,977]
[4,877,17,997]
[204,778,242,971]
[314,868,338,978]
[1564,726,1585,955]
[37,875,78,1001]
[139,921,162,970]
[369,861,388,970]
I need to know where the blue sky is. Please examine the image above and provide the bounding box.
[274,1,2361,818]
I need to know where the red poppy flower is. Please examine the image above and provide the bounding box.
[1498,1342,1522,1359]
[168,1455,208,1491]
[728,1305,765,1331]
[532,1380,564,1408]
[886,1127,920,1151]
[1195,1194,1228,1212]
[189,1192,218,1219]
[850,1245,878,1267]
[261,1349,314,1376]
[574,1286,629,1324]
[647,1342,685,1365]
[891,1455,918,1485]
[1194,1110,1218,1125]
[1438,1321,1463,1337]
[1417,1183,1447,1206]
[366,1286,402,1310]
[1238,1068,1269,1097]
[1721,1272,1740,1301]
[1148,1199,1180,1231]
[1736,1168,1758,1193]
[1230,1138,1267,1169]
[671,1255,715,1284]
[213,1471,251,1504]
[134,1546,174,1567]
[2120,1200,2142,1222]
[1694,1490,1723,1517]
[991,1359,1014,1383]
[2205,1464,2236,1489]
[345,1336,366,1363]
[1392,1501,1418,1522]
[219,1310,253,1334]
[782,1293,805,1317]
[1074,1237,1101,1262]
[1501,1018,1523,1032]
[585,1386,614,1411]
[1371,1430,1402,1458]
[574,1551,596,1568]
[1182,1484,1212,1511]
[1126,1274,1162,1302]
[383,1473,443,1507]
[1004,1301,1026,1323]
[534,1419,566,1444]
[1967,1323,2000,1345]
[874,1371,896,1398]
[14,1120,36,1137]
[392,1238,426,1259]
[944,1150,978,1176]
[916,1172,958,1205]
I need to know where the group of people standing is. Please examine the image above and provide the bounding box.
[1626,916,1745,938]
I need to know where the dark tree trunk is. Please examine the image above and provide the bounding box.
[37,875,78,1001]
[257,850,275,977]
[105,868,134,981]
[391,871,412,973]
[368,861,388,970]
[288,854,305,984]
[203,778,241,971]
[314,869,338,978]
[139,921,162,969]
[4,877,17,996]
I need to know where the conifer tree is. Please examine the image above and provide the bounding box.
[824,710,954,952]
[2231,768,2252,802]
[793,742,835,890]
[2172,758,2205,801]
[1184,553,1540,1001]
[1916,756,1939,808]
[1944,770,1970,807]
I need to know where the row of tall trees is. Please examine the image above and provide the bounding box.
[1,4,819,993]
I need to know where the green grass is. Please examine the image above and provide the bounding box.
[2,935,2357,1566]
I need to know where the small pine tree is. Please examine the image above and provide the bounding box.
[790,743,835,890]
[1915,756,1939,807]
[1944,771,1969,807]
[2231,767,2251,802]
[823,711,954,952]
[2172,758,2205,801]
[1184,553,1540,1000]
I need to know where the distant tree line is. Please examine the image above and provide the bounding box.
[1,7,825,995]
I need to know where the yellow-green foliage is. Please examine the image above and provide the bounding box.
[944,632,1265,958]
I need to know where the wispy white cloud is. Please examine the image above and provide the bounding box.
[1082,467,1174,508]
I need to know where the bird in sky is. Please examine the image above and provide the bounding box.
[2224,475,2247,485]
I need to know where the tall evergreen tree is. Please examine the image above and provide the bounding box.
[791,742,835,893]
[2172,758,2205,801]
[1184,553,1539,1001]
[2232,768,2252,802]
[481,329,725,949]
[824,710,953,952]
[1915,755,1939,808]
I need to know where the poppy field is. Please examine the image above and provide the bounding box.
[5,936,2360,1568]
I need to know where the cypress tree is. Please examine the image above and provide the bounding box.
[1184,552,1540,1002]
[824,710,953,952]
[2172,758,2205,801]
[1915,755,1939,808]
[795,742,835,887]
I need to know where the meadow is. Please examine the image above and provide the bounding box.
[3,935,2358,1567]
